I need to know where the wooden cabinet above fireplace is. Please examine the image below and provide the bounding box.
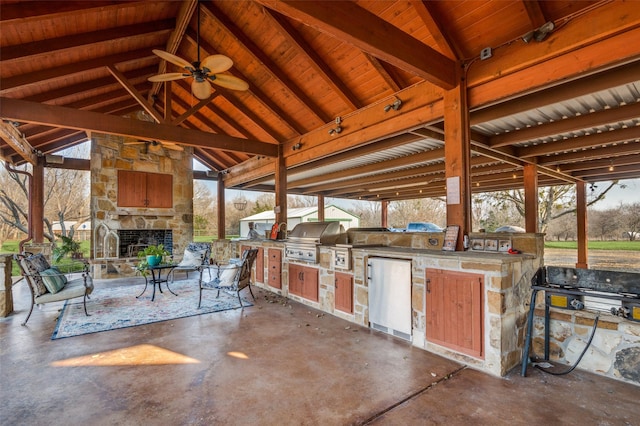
[117,170,173,208]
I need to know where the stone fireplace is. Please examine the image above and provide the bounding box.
[89,132,194,278]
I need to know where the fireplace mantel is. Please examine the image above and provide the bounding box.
[110,208,177,218]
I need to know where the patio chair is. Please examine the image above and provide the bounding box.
[14,252,94,326]
[198,248,258,308]
[170,242,211,281]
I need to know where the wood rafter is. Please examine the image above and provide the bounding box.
[257,0,457,89]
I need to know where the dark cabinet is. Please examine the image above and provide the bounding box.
[335,272,353,313]
[288,263,319,302]
[425,268,484,358]
[267,248,282,289]
[117,170,172,208]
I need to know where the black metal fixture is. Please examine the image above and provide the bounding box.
[328,117,342,135]
[292,141,302,151]
[233,197,247,211]
[384,97,402,112]
[522,21,555,43]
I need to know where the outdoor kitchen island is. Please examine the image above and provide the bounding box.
[222,230,544,377]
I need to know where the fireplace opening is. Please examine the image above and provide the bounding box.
[117,229,173,258]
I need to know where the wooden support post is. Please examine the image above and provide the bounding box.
[576,181,588,269]
[32,157,45,243]
[381,200,388,228]
[317,195,325,222]
[275,144,287,225]
[217,179,225,240]
[523,163,539,233]
[443,66,471,250]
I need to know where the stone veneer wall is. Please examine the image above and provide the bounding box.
[90,133,194,278]
[531,299,640,386]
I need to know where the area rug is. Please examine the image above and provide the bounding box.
[52,279,252,340]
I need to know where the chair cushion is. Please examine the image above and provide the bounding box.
[19,254,49,296]
[177,248,206,267]
[39,267,67,294]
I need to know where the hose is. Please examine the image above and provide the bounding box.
[535,314,600,376]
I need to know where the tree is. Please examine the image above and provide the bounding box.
[387,198,446,229]
[193,181,215,235]
[619,202,640,241]
[349,200,381,227]
[483,181,621,233]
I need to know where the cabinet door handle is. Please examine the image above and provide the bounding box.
[426,278,431,293]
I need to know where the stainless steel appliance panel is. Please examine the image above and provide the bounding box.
[367,257,412,341]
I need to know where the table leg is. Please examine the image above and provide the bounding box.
[136,276,150,299]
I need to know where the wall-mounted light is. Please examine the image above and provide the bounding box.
[328,117,342,135]
[292,141,302,151]
[384,97,402,112]
[522,21,555,43]
[608,161,614,172]
[45,154,64,164]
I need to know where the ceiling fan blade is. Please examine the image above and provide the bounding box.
[148,72,188,82]
[161,142,184,151]
[152,49,192,69]
[191,79,212,99]
[201,54,233,74]
[210,74,249,91]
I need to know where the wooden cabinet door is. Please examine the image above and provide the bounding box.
[302,266,319,302]
[425,268,484,358]
[117,170,147,207]
[145,172,172,208]
[117,170,172,208]
[288,263,303,296]
[267,248,281,289]
[335,272,353,313]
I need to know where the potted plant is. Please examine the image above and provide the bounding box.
[52,234,82,263]
[137,244,170,268]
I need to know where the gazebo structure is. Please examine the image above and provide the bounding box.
[0,1,638,265]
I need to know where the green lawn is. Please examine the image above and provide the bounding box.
[545,240,640,250]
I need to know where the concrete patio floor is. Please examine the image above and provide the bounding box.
[1,277,638,426]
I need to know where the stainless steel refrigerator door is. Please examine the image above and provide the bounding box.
[367,257,412,340]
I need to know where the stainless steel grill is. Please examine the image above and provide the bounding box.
[285,222,343,263]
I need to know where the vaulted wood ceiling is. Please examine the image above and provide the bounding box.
[1,0,639,201]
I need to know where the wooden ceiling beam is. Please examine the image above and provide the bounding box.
[471,61,640,125]
[0,97,277,157]
[410,0,462,60]
[518,127,640,158]
[23,66,156,104]
[468,2,640,110]
[537,141,640,166]
[265,8,363,110]
[107,65,165,123]
[489,102,640,148]
[257,0,456,89]
[202,2,331,124]
[2,19,174,62]
[522,0,548,29]
[150,0,197,99]
[0,48,157,94]
[0,1,135,23]
[0,121,37,164]
[363,53,404,92]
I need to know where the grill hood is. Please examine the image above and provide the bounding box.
[287,222,344,244]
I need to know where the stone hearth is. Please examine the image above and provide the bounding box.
[89,132,194,279]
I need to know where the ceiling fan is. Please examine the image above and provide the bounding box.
[124,139,184,154]
[148,2,248,99]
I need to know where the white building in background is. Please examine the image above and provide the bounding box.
[239,205,360,238]
[51,221,92,240]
